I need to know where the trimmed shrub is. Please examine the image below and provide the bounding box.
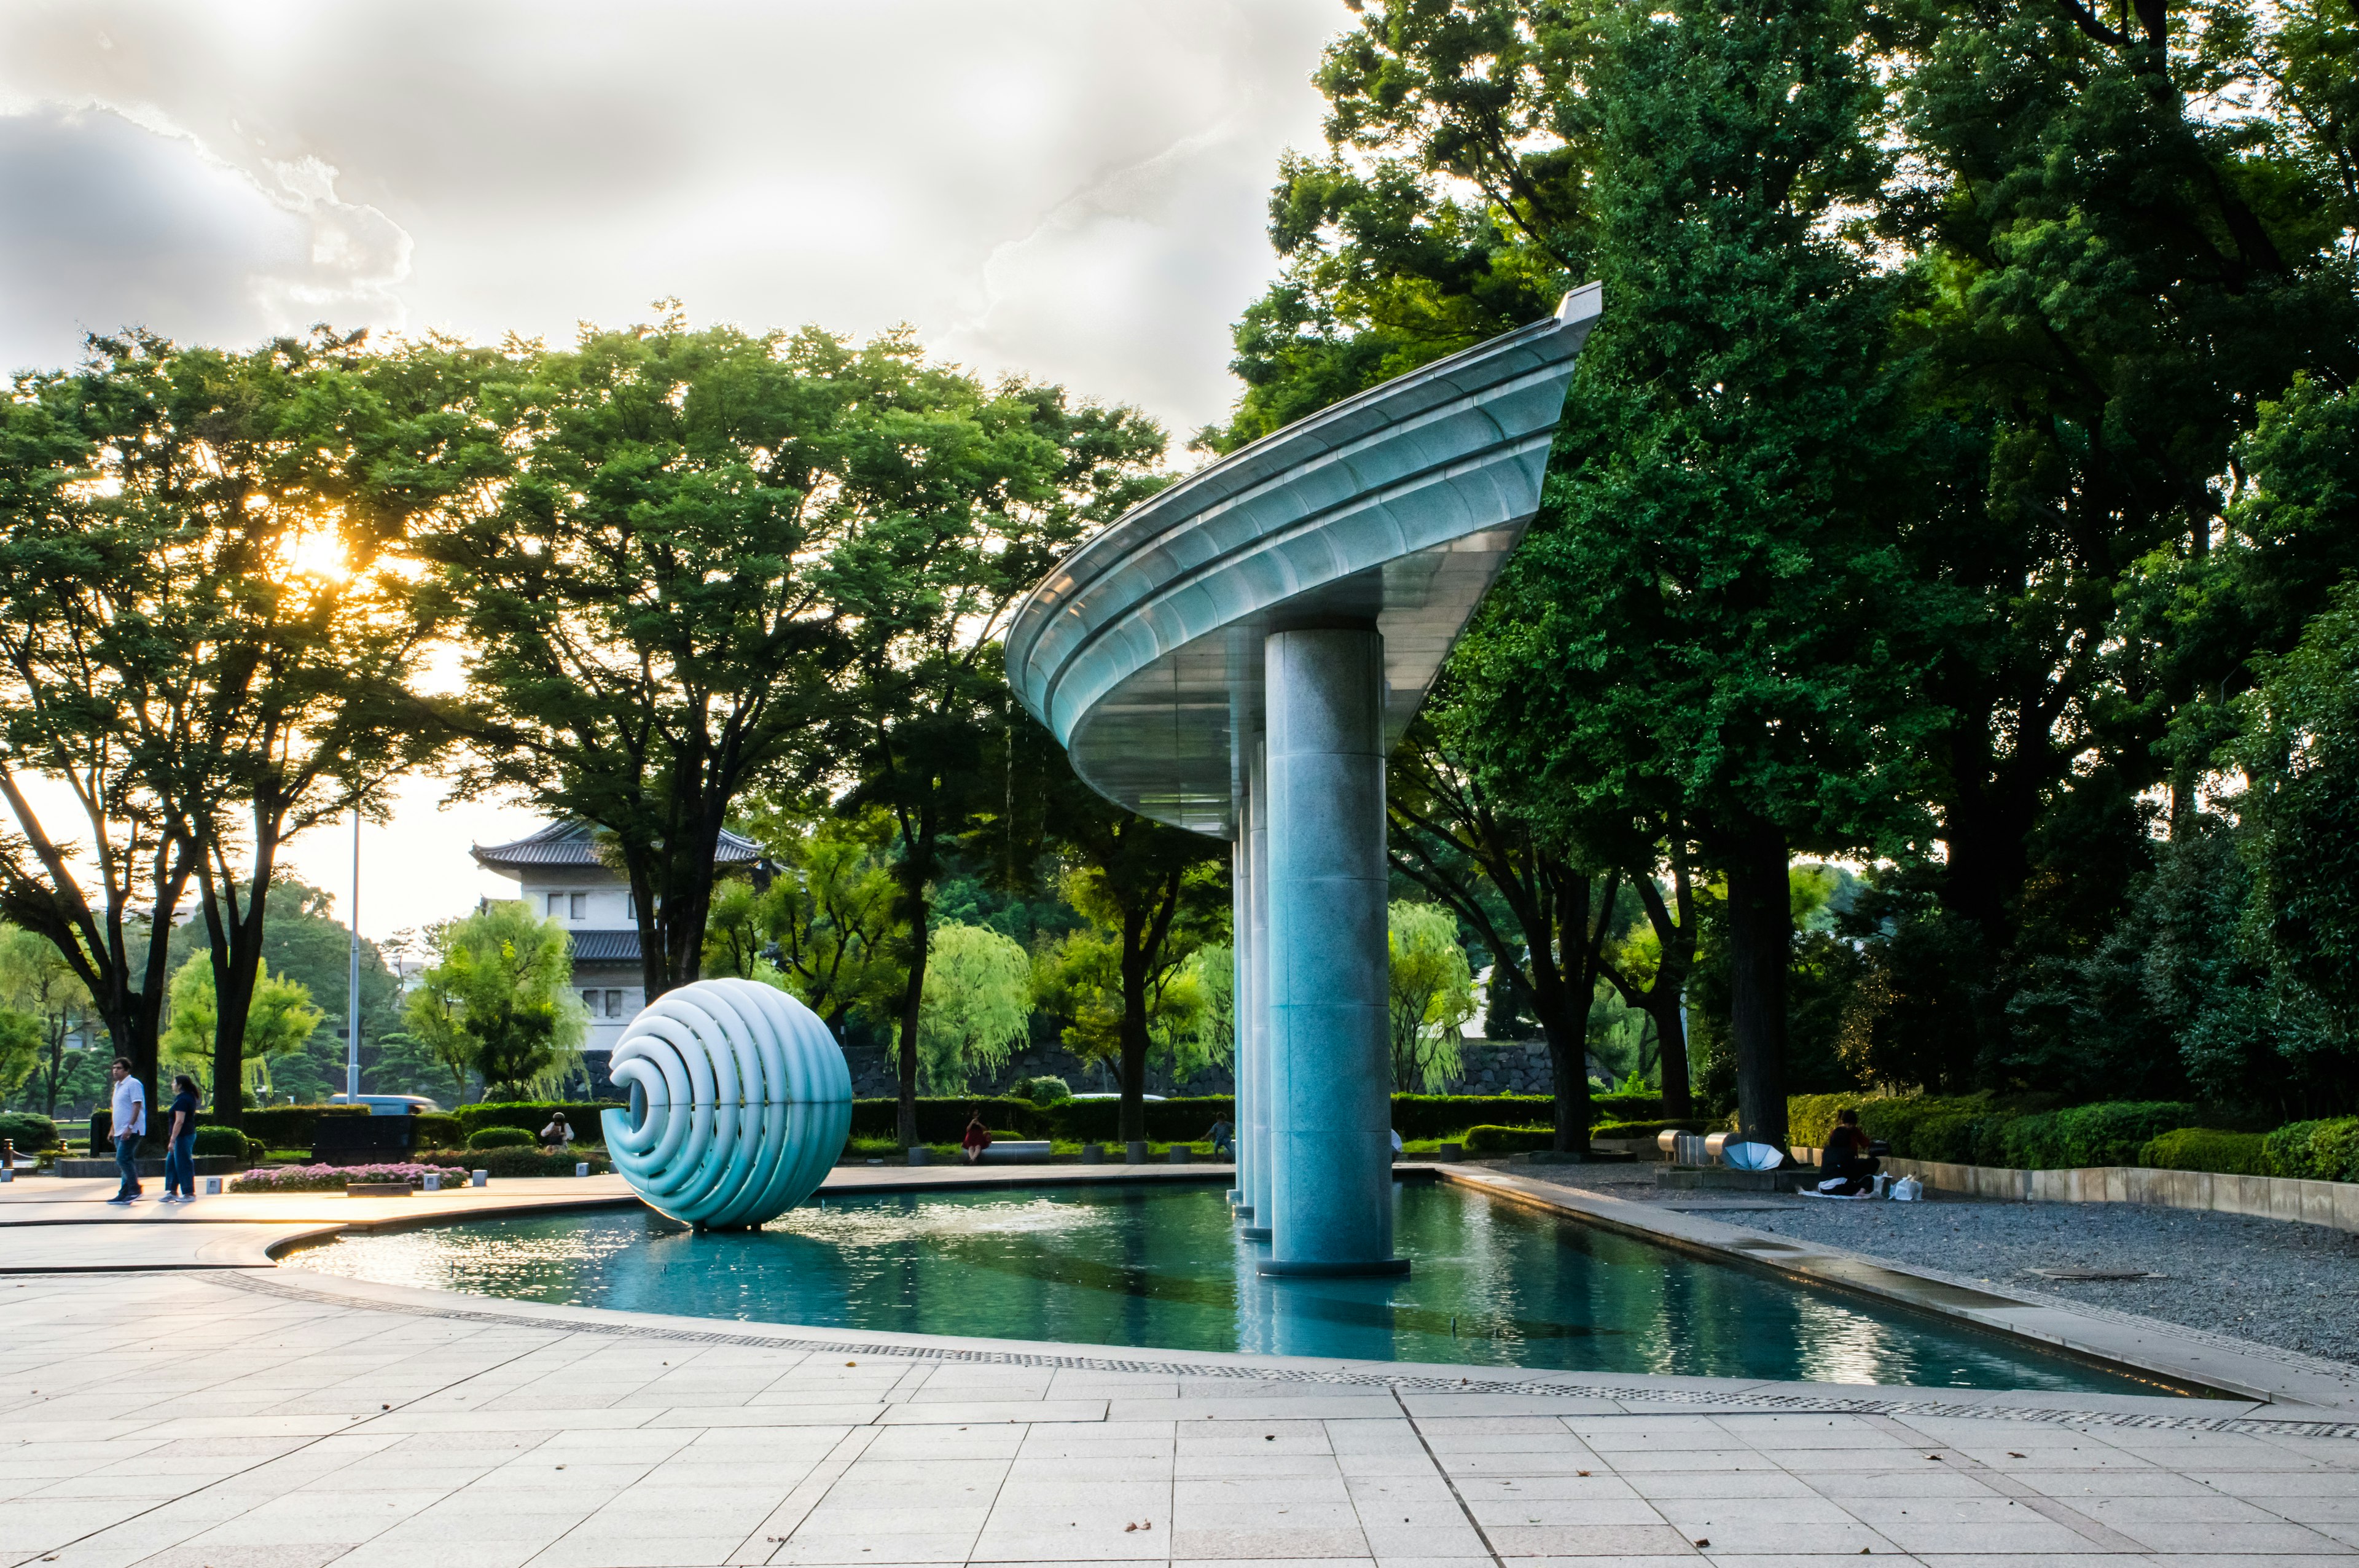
[1462,1124,1555,1155]
[466,1125,533,1150]
[417,1145,608,1178]
[1996,1102,2202,1169]
[189,1126,256,1158]
[413,1112,464,1149]
[0,1112,60,1151]
[2319,1120,2359,1183]
[455,1101,625,1145]
[1015,1076,1073,1104]
[2263,1118,2359,1180]
[2138,1128,2268,1175]
[1590,1119,1705,1142]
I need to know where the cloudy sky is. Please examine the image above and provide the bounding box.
[0,0,1344,942]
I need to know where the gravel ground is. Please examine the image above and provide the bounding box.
[1486,1158,2359,1367]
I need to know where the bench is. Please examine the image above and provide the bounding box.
[975,1140,1054,1163]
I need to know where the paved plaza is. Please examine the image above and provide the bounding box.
[4,1171,2357,1567]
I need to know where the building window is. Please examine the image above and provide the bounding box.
[547,893,564,916]
[569,892,588,920]
[605,989,625,1018]
[581,990,597,1015]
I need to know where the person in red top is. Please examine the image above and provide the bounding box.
[961,1113,992,1165]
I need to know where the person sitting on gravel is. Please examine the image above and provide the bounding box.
[1817,1109,1880,1196]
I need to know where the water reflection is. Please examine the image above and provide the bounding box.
[286,1181,2165,1394]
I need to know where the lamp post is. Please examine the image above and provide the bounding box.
[346,808,361,1100]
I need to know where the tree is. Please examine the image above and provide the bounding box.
[1387,902,1476,1093]
[1035,782,1229,1142]
[159,953,324,1101]
[1388,716,1654,1145]
[0,330,474,1121]
[915,922,1032,1095]
[0,924,93,1116]
[829,370,1166,1150]
[710,804,906,1040]
[404,903,586,1102]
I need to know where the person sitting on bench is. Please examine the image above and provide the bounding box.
[1817,1108,1880,1196]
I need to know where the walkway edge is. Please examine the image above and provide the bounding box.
[1436,1163,2359,1413]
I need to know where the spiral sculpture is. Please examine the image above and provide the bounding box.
[600,978,852,1230]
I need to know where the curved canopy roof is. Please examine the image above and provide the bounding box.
[1006,284,1600,838]
[472,821,762,875]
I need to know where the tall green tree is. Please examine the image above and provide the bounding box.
[159,953,324,1100]
[1387,902,1477,1093]
[708,804,906,1040]
[1,330,474,1121]
[828,375,1165,1147]
[403,903,586,1102]
[915,921,1033,1095]
[1034,769,1229,1142]
[0,924,92,1117]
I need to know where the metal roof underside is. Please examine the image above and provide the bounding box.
[566,930,643,962]
[1004,285,1600,840]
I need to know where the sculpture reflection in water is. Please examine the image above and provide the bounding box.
[601,977,851,1230]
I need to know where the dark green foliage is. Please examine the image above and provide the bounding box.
[466,1126,533,1150]
[2138,1129,2269,1176]
[1014,1076,1073,1105]
[0,1111,58,1150]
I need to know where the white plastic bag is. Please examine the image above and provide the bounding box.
[1890,1175,1923,1202]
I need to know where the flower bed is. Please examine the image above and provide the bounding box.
[230,1162,469,1193]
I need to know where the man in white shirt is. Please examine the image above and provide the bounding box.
[108,1059,147,1204]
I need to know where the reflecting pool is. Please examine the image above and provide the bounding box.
[286,1180,2175,1394]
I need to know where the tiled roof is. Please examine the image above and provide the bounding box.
[471,821,762,872]
[568,930,642,962]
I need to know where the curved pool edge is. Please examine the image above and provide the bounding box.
[242,1253,2261,1429]
[239,1160,2359,1416]
[1436,1166,2358,1411]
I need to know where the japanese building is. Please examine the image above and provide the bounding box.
[469,822,763,1074]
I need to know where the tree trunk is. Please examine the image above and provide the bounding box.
[894,910,928,1149]
[1648,989,1693,1121]
[1723,818,1791,1152]
[1118,920,1151,1145]
[1530,875,1592,1156]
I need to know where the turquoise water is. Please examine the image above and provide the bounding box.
[288,1181,2173,1394]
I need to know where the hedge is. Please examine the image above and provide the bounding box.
[92,1104,369,1152]
[413,1112,464,1148]
[455,1101,626,1144]
[829,1093,1665,1147]
[2262,1118,2359,1182]
[190,1126,258,1158]
[1463,1125,1557,1155]
[2001,1102,2201,1169]
[466,1126,535,1150]
[0,1112,58,1151]
[232,1105,369,1150]
[2139,1128,2269,1175]
[1592,1119,1705,1142]
[418,1145,611,1177]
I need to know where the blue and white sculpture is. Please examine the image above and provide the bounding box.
[601,977,852,1230]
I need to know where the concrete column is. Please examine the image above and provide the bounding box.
[1260,626,1402,1275]
[1242,734,1273,1242]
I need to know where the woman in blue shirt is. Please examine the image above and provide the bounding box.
[164,1075,201,1202]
